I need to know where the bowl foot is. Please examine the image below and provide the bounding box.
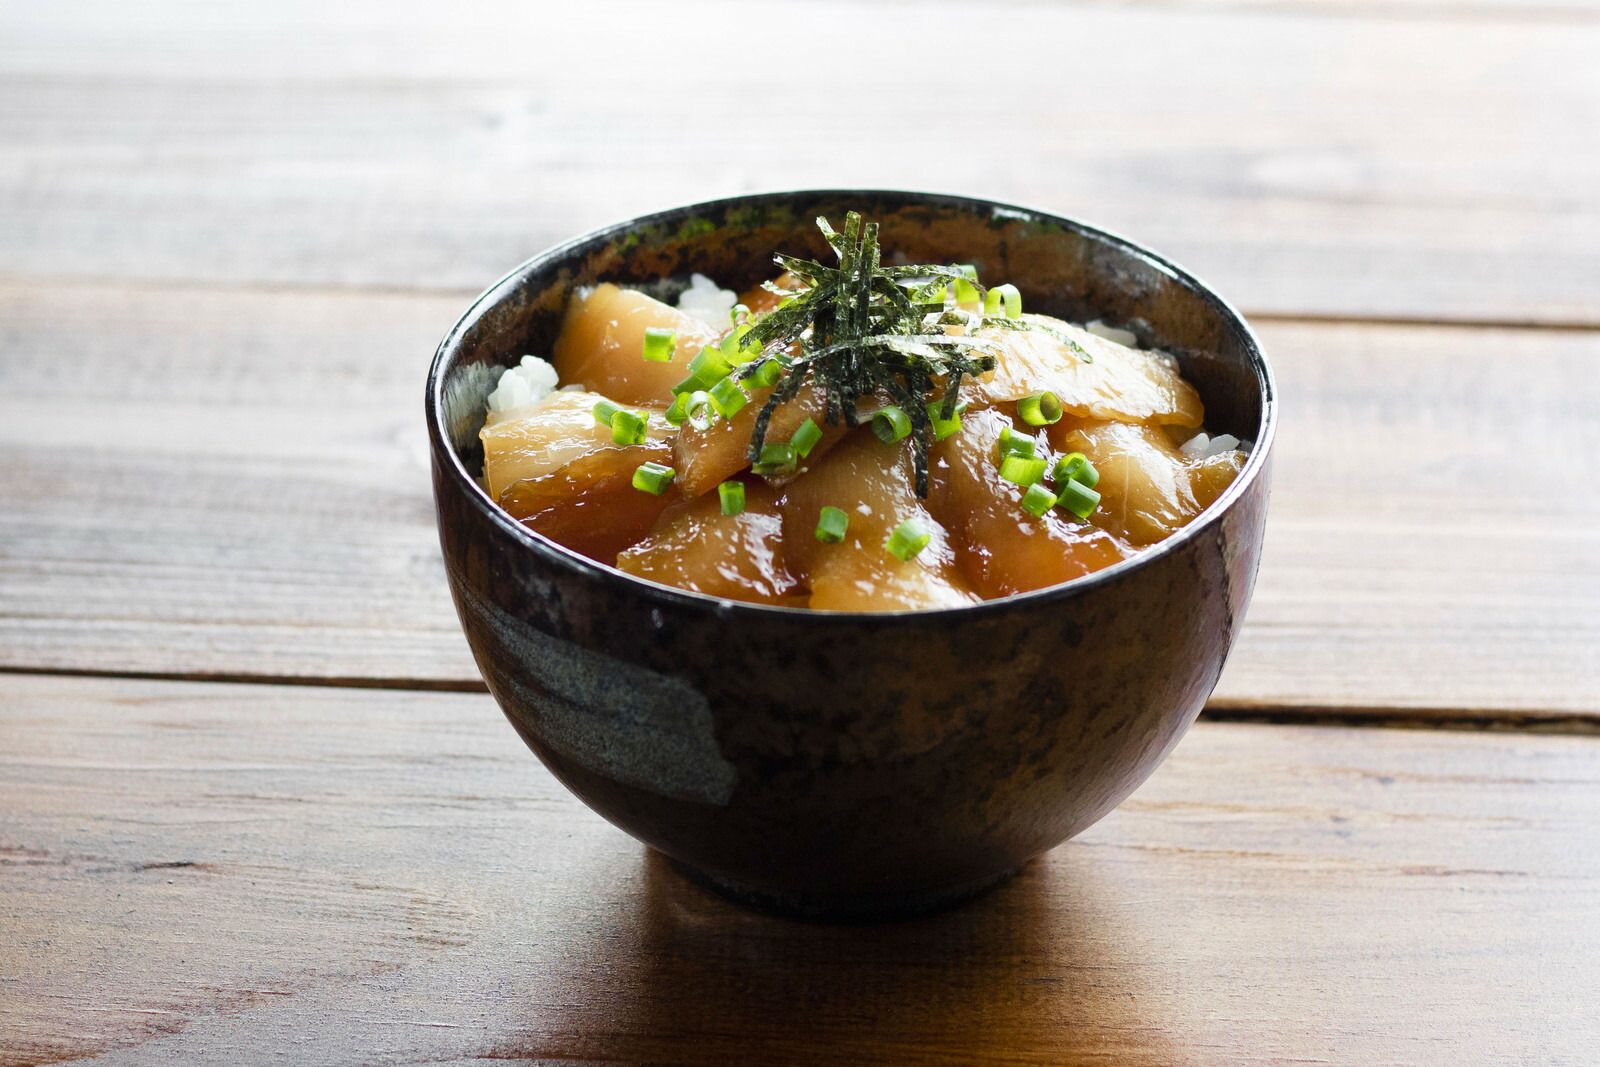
[664,856,1020,924]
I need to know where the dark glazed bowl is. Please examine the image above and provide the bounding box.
[427,190,1275,921]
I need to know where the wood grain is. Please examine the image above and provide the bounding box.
[1,673,1596,1065]
[1,0,1597,324]
[3,280,1596,718]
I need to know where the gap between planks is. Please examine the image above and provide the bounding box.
[3,672,1598,1066]
[2,281,1596,718]
[6,269,1600,337]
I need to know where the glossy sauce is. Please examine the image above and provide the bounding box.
[481,276,1248,609]
[928,410,1130,598]
[616,482,799,606]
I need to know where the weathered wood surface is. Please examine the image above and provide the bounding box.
[1,0,1595,1064]
[1,0,1597,324]
[1,673,1596,1066]
[2,279,1596,718]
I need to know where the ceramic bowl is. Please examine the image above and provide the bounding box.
[426,190,1275,921]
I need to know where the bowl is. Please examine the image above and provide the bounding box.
[426,190,1276,921]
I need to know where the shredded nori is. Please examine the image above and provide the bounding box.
[735,212,1089,497]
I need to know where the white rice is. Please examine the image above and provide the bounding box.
[1181,431,1253,459]
[1085,319,1139,348]
[676,273,738,329]
[486,354,559,413]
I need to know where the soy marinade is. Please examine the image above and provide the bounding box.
[480,214,1250,610]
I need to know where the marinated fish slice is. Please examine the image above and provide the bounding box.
[928,410,1130,598]
[673,378,846,498]
[616,482,798,605]
[552,283,722,406]
[781,434,977,611]
[1051,420,1203,546]
[496,443,676,566]
[971,317,1203,428]
[481,389,670,500]
[1188,449,1247,511]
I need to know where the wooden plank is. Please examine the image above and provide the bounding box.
[1,1,1598,324]
[1213,317,1600,718]
[0,281,475,685]
[1,672,1597,1065]
[3,280,1596,718]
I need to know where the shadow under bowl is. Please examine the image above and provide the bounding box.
[426,189,1276,922]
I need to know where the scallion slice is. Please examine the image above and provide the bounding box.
[591,399,623,428]
[686,390,715,432]
[872,405,912,444]
[610,409,649,446]
[718,480,746,516]
[1056,478,1101,519]
[790,417,822,458]
[1052,451,1100,489]
[999,454,1048,487]
[664,391,690,427]
[1017,391,1062,426]
[753,441,797,476]
[997,425,1036,460]
[708,377,747,418]
[984,283,1022,319]
[720,322,760,363]
[685,346,734,389]
[884,519,931,561]
[925,397,968,441]
[953,264,980,306]
[750,359,784,388]
[641,327,677,363]
[1020,483,1058,518]
[632,462,675,495]
[815,506,849,543]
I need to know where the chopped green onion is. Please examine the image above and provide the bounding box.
[664,391,691,427]
[998,425,1036,460]
[1052,451,1100,489]
[718,480,746,516]
[953,264,980,305]
[749,359,784,388]
[592,399,623,428]
[1056,478,1101,519]
[610,409,649,446]
[884,519,932,562]
[719,322,760,363]
[685,346,734,389]
[1020,483,1058,518]
[671,375,698,396]
[729,303,750,325]
[632,462,675,495]
[641,327,677,363]
[753,441,797,476]
[871,405,912,444]
[925,398,968,442]
[1017,391,1062,426]
[790,417,822,458]
[686,390,715,432]
[708,377,747,418]
[999,454,1048,487]
[984,283,1022,319]
[814,506,849,544]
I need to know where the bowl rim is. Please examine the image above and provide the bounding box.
[426,187,1277,623]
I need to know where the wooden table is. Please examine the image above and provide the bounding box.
[2,2,1597,1063]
